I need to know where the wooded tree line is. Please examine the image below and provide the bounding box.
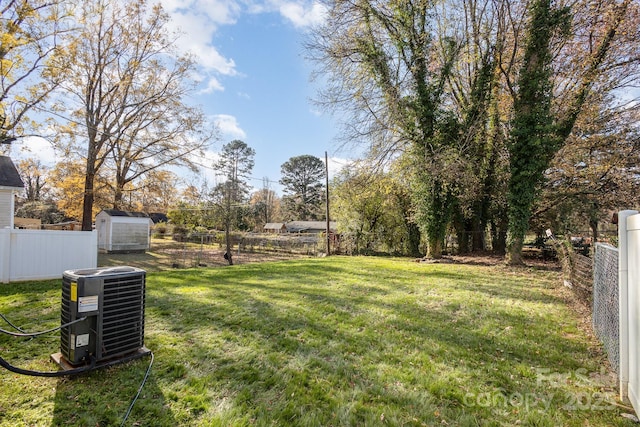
[2,0,639,264]
[310,0,640,263]
[14,146,329,231]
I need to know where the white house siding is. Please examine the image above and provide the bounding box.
[0,190,13,228]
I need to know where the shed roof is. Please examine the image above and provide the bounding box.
[0,156,24,188]
[99,209,149,218]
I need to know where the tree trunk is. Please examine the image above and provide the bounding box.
[113,187,123,210]
[427,235,443,259]
[406,222,422,257]
[425,232,446,260]
[81,174,94,231]
[491,219,507,255]
[224,223,233,266]
[471,216,486,252]
[590,219,598,244]
[506,234,525,266]
[224,182,233,265]
[81,150,96,231]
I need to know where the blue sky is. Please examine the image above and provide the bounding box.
[160,0,352,193]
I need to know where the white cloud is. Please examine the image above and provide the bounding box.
[213,114,247,139]
[200,77,225,94]
[326,156,351,179]
[160,0,240,90]
[162,0,240,27]
[159,0,327,94]
[276,1,328,28]
[12,137,60,167]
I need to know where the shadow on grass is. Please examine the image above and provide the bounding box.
[50,358,176,427]
[0,282,177,426]
[137,258,622,425]
[2,257,621,425]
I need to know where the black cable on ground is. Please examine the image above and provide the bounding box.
[120,352,154,427]
[0,316,88,338]
[0,315,96,376]
[0,354,96,377]
[1,313,154,424]
[0,313,28,333]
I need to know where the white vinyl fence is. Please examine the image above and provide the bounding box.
[0,229,97,283]
[618,210,640,414]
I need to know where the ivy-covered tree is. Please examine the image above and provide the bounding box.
[309,0,460,258]
[505,0,633,264]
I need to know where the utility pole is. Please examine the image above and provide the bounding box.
[325,151,330,256]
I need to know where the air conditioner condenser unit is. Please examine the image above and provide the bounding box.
[52,266,150,369]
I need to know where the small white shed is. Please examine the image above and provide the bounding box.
[96,209,152,253]
[0,156,25,229]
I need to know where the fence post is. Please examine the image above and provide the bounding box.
[0,229,10,283]
[619,210,638,400]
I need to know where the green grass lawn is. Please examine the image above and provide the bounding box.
[0,256,633,426]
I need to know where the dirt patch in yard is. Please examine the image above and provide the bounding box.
[98,238,312,271]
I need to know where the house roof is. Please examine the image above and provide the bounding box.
[149,212,168,223]
[99,209,149,218]
[0,156,24,188]
[263,222,286,229]
[286,221,337,232]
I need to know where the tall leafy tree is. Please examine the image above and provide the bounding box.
[48,158,110,221]
[441,0,508,253]
[16,158,48,201]
[213,140,255,265]
[249,180,281,229]
[0,0,69,145]
[311,0,638,260]
[137,170,180,214]
[505,0,570,264]
[15,201,66,224]
[50,0,210,229]
[279,154,325,221]
[332,165,420,256]
[535,103,640,241]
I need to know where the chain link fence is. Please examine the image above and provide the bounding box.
[593,242,619,373]
[148,232,321,268]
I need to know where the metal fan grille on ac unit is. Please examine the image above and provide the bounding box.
[100,276,145,359]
